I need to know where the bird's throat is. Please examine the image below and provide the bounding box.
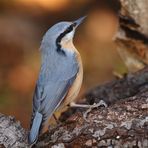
[61,38,76,53]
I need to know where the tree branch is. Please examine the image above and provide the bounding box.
[38,94,148,147]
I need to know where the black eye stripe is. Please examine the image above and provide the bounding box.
[56,23,77,56]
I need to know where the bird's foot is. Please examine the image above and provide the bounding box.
[70,100,108,121]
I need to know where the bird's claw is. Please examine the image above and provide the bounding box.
[83,100,108,121]
[70,100,108,121]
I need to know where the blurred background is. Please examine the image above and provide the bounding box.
[0,0,127,129]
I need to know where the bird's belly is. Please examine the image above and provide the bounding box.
[59,54,83,110]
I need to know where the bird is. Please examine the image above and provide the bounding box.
[28,17,86,145]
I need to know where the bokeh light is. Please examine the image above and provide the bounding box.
[15,0,70,11]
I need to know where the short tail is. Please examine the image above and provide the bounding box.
[28,112,43,145]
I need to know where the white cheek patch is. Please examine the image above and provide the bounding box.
[61,32,76,53]
[62,31,74,43]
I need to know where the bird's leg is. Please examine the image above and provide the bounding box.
[70,100,108,121]
[70,100,108,108]
[53,114,59,124]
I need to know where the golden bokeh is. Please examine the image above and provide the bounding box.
[15,0,70,11]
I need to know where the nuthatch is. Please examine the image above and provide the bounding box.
[28,17,85,145]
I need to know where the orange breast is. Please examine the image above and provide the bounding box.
[58,52,83,110]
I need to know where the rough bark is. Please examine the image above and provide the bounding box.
[0,114,28,148]
[40,98,148,147]
[120,0,148,36]
[116,0,148,73]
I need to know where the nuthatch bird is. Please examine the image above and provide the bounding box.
[28,17,85,145]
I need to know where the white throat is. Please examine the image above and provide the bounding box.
[60,31,76,53]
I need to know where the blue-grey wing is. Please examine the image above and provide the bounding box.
[32,52,79,126]
[33,75,76,121]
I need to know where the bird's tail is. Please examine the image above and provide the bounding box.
[28,112,43,145]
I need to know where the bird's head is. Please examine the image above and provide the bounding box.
[41,17,85,55]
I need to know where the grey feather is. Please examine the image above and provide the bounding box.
[28,112,42,144]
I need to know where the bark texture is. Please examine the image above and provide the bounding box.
[120,0,148,36]
[116,0,148,73]
[0,114,28,148]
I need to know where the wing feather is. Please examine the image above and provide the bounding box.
[31,51,79,130]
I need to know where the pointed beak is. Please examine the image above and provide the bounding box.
[73,16,86,28]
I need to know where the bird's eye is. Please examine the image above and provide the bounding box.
[67,26,73,32]
[73,23,77,27]
[66,23,76,33]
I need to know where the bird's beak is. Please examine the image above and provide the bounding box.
[74,16,86,28]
